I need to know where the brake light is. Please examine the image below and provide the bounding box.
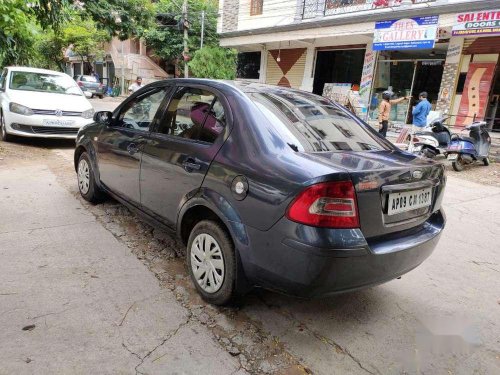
[77,81,84,87]
[286,181,359,228]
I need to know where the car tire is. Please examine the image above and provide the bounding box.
[187,220,237,306]
[77,152,105,203]
[99,95,104,99]
[1,110,14,142]
[483,157,490,166]
[90,94,94,99]
[452,156,465,172]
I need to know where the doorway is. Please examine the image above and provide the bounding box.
[370,58,444,124]
[313,49,365,95]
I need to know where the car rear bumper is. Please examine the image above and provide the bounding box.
[241,210,445,297]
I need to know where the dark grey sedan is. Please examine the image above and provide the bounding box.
[74,79,446,305]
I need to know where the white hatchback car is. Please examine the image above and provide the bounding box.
[0,67,95,141]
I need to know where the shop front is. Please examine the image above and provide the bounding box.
[369,47,446,124]
[312,47,366,95]
[446,10,500,131]
[367,15,446,125]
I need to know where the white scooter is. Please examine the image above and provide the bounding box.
[409,117,452,159]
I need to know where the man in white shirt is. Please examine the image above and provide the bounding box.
[128,76,143,94]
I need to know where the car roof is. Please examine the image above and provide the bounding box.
[6,66,68,76]
[149,78,311,97]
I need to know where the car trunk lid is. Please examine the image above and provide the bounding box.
[304,150,446,238]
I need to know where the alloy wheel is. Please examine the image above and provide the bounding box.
[78,159,91,194]
[190,233,225,294]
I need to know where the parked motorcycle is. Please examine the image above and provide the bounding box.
[410,116,452,159]
[446,121,491,171]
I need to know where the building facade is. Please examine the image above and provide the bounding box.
[219,0,500,129]
[65,38,169,95]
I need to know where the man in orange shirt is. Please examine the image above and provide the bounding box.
[378,91,410,137]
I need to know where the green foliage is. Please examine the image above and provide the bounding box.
[62,20,109,63]
[1,0,154,68]
[28,1,153,38]
[144,0,220,75]
[189,47,237,79]
[79,0,154,39]
[0,0,37,66]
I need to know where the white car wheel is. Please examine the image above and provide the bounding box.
[78,158,91,195]
[190,233,225,294]
[1,111,13,142]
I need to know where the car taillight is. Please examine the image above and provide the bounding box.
[99,83,103,88]
[286,181,359,228]
[77,81,83,87]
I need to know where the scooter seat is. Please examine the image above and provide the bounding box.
[456,136,476,144]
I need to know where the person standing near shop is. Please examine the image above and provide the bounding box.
[378,91,409,138]
[411,92,432,133]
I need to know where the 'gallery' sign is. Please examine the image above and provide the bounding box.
[452,10,500,36]
[373,16,439,51]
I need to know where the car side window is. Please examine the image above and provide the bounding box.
[155,87,226,142]
[198,99,226,143]
[115,88,169,131]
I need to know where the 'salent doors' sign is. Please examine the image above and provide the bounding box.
[373,16,439,51]
[452,10,500,36]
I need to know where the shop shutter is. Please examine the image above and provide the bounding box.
[266,48,307,89]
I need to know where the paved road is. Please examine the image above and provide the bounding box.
[0,138,499,375]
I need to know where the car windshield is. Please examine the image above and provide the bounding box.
[249,89,390,153]
[9,71,83,96]
[81,76,98,82]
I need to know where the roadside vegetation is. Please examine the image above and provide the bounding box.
[0,0,236,79]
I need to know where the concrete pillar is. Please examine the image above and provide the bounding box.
[436,37,464,115]
[300,46,316,92]
[259,45,268,84]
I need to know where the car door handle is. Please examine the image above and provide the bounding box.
[127,143,139,155]
[183,159,201,172]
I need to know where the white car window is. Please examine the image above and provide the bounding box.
[9,71,83,96]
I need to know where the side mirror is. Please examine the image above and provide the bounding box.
[93,111,113,125]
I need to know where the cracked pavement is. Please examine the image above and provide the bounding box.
[0,122,499,374]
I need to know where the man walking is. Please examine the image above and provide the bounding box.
[412,92,432,133]
[128,76,143,94]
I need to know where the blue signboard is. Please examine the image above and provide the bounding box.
[373,16,439,51]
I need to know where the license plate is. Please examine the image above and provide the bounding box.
[388,188,432,216]
[42,119,75,126]
[447,153,458,161]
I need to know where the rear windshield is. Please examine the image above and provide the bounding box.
[248,90,389,153]
[81,76,98,82]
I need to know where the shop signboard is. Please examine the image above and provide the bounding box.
[359,44,376,119]
[452,10,500,37]
[373,16,439,51]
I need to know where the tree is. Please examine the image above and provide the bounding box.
[62,20,109,74]
[143,0,220,76]
[30,0,154,39]
[0,0,37,66]
[189,47,237,79]
[1,0,155,68]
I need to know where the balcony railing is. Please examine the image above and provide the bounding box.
[302,0,436,20]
